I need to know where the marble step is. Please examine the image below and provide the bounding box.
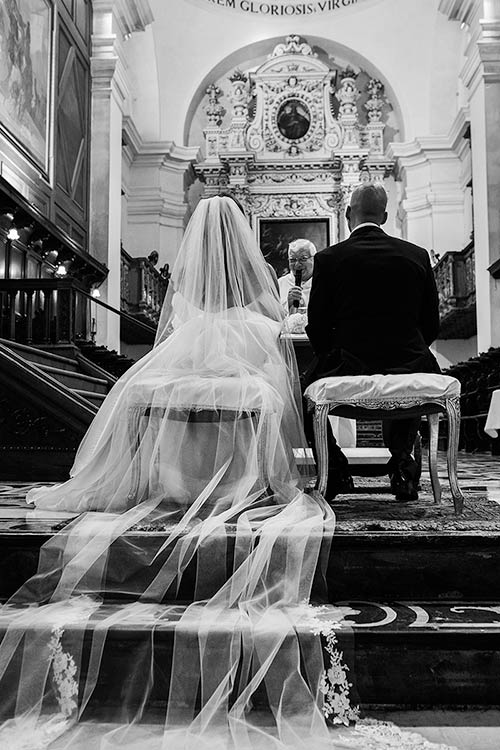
[1,600,499,713]
[0,338,79,372]
[71,389,107,407]
[38,364,109,394]
[2,524,500,602]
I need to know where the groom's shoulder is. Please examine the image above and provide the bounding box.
[318,232,429,262]
[316,236,354,262]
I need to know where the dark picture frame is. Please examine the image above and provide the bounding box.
[259,218,330,279]
[276,98,311,141]
[0,0,53,173]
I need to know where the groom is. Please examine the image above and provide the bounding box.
[306,183,440,501]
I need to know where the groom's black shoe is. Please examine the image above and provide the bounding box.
[324,472,355,502]
[390,467,418,502]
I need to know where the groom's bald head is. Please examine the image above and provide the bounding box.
[346,183,388,230]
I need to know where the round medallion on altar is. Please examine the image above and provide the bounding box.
[276,98,311,141]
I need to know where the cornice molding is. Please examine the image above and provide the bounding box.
[476,37,500,81]
[387,107,470,170]
[122,117,201,167]
[126,187,187,223]
[461,42,482,90]
[91,2,152,106]
[438,0,477,23]
[90,55,119,95]
[448,105,471,149]
[114,0,154,38]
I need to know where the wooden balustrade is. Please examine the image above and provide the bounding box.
[121,249,169,324]
[120,249,169,344]
[0,278,89,346]
[434,241,476,339]
[445,348,500,454]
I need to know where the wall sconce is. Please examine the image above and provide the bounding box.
[0,209,34,242]
[55,263,68,277]
[7,227,20,241]
[91,287,101,298]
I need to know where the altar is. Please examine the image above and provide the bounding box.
[195,34,394,261]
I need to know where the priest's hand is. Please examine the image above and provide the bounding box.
[287,286,303,314]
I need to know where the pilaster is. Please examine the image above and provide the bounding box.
[441,0,500,350]
[123,118,200,268]
[388,134,468,256]
[89,0,153,351]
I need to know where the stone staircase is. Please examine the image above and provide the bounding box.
[1,511,500,712]
[1,338,113,410]
[0,339,118,480]
[77,340,137,378]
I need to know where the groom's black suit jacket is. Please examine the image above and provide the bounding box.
[305,225,441,380]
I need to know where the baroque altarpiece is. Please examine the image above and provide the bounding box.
[195,35,395,265]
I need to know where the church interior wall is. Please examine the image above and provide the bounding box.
[139,0,464,147]
[120,25,161,142]
[1,0,493,363]
[117,0,481,363]
[121,0,471,258]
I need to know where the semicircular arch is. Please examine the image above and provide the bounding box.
[183,34,406,147]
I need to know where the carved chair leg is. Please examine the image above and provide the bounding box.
[255,410,270,495]
[427,413,442,505]
[127,405,143,503]
[445,396,465,515]
[313,404,330,497]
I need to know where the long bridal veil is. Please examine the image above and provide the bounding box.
[26,195,306,515]
[0,197,455,750]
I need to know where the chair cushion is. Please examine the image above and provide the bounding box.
[128,375,274,411]
[304,373,460,407]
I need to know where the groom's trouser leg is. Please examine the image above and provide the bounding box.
[383,416,421,480]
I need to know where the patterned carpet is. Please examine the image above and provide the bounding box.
[0,452,498,535]
[332,477,500,533]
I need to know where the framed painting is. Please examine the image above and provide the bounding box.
[259,218,330,279]
[0,0,53,173]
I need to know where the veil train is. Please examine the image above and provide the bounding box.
[0,197,455,750]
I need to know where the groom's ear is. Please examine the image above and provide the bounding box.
[345,205,351,227]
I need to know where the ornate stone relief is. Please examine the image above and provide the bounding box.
[195,35,394,227]
[250,193,336,219]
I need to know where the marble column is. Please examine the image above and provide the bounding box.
[89,1,122,350]
[439,0,500,350]
[389,139,467,257]
[124,138,199,270]
[465,3,500,351]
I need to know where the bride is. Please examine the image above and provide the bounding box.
[0,196,454,749]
